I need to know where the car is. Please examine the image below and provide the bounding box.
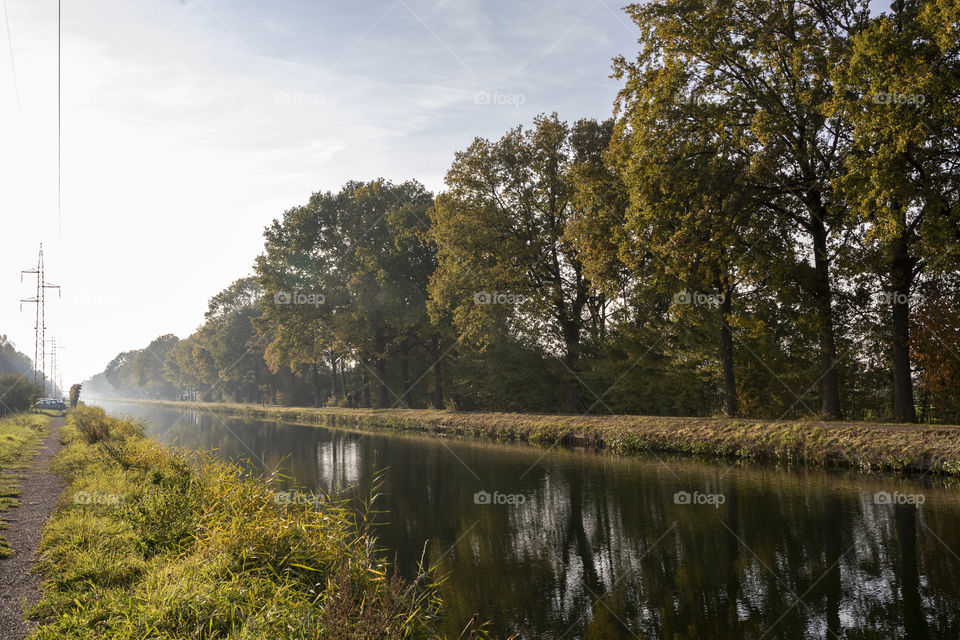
[36,398,67,411]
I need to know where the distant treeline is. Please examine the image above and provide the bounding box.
[0,335,47,414]
[87,0,960,422]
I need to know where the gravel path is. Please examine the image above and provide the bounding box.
[0,417,65,639]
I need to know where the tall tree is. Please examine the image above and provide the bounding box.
[615,0,872,418]
[257,180,435,408]
[598,70,780,416]
[429,114,606,412]
[831,0,960,421]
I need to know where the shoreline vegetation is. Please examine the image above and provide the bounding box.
[31,406,497,639]
[0,413,50,557]
[115,399,960,477]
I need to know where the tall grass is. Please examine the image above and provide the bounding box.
[31,406,494,639]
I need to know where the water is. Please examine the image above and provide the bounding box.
[94,400,960,639]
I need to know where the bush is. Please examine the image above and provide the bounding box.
[0,374,41,416]
[72,406,142,444]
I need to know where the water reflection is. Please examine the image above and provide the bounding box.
[97,400,960,640]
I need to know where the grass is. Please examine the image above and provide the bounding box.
[133,399,960,476]
[0,411,50,557]
[30,406,500,640]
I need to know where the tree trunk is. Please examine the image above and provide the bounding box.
[376,359,389,408]
[811,214,843,418]
[330,356,340,400]
[891,229,917,422]
[374,330,389,408]
[561,318,581,413]
[361,362,371,408]
[399,340,411,408]
[720,289,738,417]
[431,334,444,409]
[339,358,347,404]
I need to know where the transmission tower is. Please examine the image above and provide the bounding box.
[20,244,60,396]
[47,337,59,397]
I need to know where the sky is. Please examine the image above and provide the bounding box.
[0,0,893,390]
[0,0,644,389]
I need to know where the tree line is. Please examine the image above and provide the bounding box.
[0,335,52,415]
[86,0,960,422]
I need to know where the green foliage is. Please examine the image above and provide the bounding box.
[256,179,443,409]
[428,114,610,411]
[0,374,42,415]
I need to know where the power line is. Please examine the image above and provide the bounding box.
[1,0,19,116]
[58,0,62,240]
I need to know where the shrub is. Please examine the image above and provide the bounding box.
[0,374,40,416]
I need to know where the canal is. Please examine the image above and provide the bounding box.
[94,400,960,639]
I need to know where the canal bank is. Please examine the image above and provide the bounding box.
[28,406,480,640]
[114,399,960,476]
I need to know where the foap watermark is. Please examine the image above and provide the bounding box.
[871,92,926,106]
[74,89,125,106]
[273,490,326,509]
[673,291,725,307]
[674,490,725,509]
[473,490,526,506]
[673,90,705,106]
[474,90,526,108]
[274,291,325,307]
[473,291,525,305]
[874,490,925,506]
[274,90,325,107]
[73,491,125,506]
[875,291,920,307]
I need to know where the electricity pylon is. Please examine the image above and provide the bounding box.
[47,337,61,397]
[20,244,60,396]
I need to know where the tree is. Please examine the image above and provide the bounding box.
[429,114,607,412]
[257,180,436,408]
[0,335,36,377]
[615,0,872,418]
[912,279,960,422]
[130,335,180,399]
[69,383,82,409]
[103,350,135,393]
[597,69,783,416]
[0,374,40,415]
[831,0,960,421]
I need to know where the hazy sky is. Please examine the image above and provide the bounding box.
[1,0,892,389]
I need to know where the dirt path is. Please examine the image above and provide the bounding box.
[0,416,65,639]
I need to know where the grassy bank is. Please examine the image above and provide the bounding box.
[0,412,49,556]
[31,406,491,639]
[131,400,960,476]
